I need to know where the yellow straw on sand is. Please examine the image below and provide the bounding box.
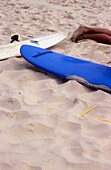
[82,105,111,123]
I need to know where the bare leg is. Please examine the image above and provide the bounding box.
[70,25,111,42]
[83,26,111,36]
[77,33,111,44]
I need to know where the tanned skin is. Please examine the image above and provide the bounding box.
[70,25,111,45]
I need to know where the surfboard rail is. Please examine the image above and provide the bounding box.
[20,45,111,93]
[0,32,68,60]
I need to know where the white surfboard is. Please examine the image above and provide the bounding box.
[0,32,68,60]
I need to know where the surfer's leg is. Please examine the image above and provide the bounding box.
[70,25,111,42]
[83,26,111,36]
[77,33,111,44]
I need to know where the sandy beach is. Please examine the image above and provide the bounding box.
[1,0,111,169]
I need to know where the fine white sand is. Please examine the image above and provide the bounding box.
[0,0,111,169]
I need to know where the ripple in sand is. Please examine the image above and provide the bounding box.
[0,162,42,170]
[0,97,21,111]
[56,121,81,135]
[2,123,54,143]
[23,88,53,105]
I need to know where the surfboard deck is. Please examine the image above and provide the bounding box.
[20,45,111,93]
[0,32,67,60]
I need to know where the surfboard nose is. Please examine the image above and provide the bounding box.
[20,45,43,59]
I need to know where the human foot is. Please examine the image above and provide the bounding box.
[70,25,88,42]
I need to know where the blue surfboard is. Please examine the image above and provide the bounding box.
[20,45,111,93]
